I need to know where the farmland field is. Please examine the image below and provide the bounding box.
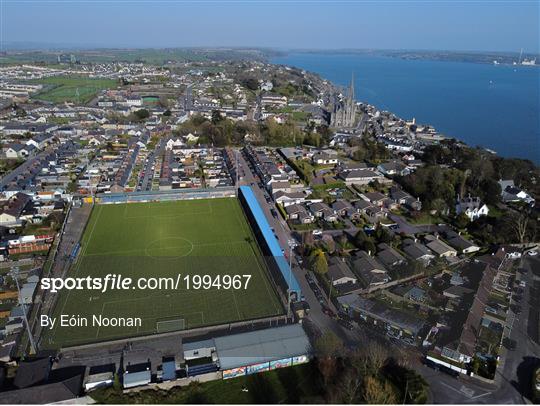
[32,76,117,104]
[44,198,283,347]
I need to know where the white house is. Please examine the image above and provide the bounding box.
[455,196,489,221]
[5,144,33,159]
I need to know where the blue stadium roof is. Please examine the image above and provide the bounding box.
[239,186,302,297]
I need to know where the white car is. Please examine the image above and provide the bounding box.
[312,229,323,236]
[528,250,538,256]
[519,280,527,288]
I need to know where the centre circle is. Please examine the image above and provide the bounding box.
[145,237,194,259]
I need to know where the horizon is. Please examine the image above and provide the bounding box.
[1,0,538,54]
[3,44,539,57]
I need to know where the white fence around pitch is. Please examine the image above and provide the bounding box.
[96,187,236,205]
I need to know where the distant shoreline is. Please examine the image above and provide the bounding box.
[270,49,540,67]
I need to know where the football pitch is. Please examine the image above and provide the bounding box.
[45,198,283,347]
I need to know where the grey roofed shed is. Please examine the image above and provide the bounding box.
[215,324,310,370]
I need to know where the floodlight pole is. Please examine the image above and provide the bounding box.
[13,267,37,355]
[287,239,296,319]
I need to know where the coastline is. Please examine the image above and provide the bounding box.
[270,52,540,163]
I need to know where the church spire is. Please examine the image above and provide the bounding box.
[349,72,355,101]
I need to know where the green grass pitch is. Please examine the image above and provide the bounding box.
[45,198,283,347]
[32,76,117,104]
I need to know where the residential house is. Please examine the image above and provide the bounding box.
[402,239,435,264]
[390,186,422,211]
[443,231,480,254]
[332,200,360,220]
[425,235,458,258]
[377,160,410,176]
[308,202,337,222]
[273,191,305,207]
[339,169,385,186]
[498,180,535,205]
[5,143,34,159]
[455,196,489,221]
[327,257,357,286]
[376,243,406,268]
[363,192,387,207]
[352,251,390,287]
[311,150,338,165]
[26,133,54,150]
[0,192,32,225]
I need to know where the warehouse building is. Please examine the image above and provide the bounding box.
[183,324,311,380]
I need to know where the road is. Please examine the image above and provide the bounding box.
[236,150,358,345]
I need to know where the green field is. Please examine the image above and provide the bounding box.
[32,76,117,104]
[45,198,283,348]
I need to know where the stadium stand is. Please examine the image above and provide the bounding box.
[238,186,302,300]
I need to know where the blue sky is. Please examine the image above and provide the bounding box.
[1,0,538,52]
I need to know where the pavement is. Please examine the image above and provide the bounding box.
[236,150,358,346]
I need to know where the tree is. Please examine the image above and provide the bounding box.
[351,147,366,162]
[353,230,368,248]
[479,178,501,205]
[362,375,398,404]
[211,110,223,125]
[374,225,393,244]
[339,367,364,404]
[363,239,377,256]
[310,249,328,275]
[240,76,259,91]
[351,342,389,375]
[112,373,122,392]
[506,211,531,244]
[313,332,343,386]
[454,212,470,229]
[133,109,150,120]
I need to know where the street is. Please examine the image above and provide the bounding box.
[235,149,358,345]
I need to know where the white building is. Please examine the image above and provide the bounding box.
[455,196,489,221]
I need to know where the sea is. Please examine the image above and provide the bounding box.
[270,53,540,163]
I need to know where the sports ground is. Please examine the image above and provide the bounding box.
[45,198,283,347]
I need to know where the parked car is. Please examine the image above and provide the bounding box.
[270,208,278,218]
[503,337,517,350]
[322,306,337,318]
[312,229,322,236]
